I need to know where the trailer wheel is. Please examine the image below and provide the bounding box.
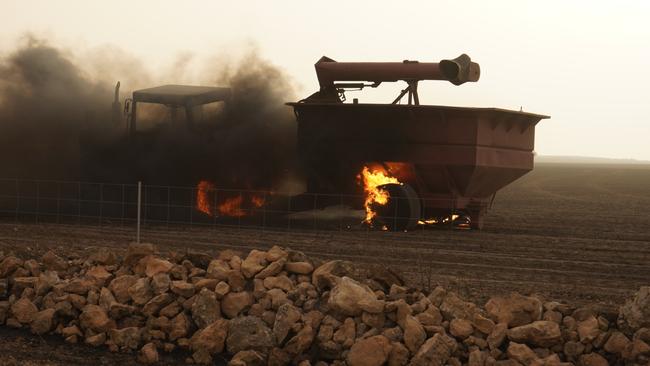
[374,183,421,231]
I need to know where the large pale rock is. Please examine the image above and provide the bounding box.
[192,288,221,328]
[108,275,138,303]
[226,316,275,354]
[11,297,38,324]
[138,343,159,364]
[206,259,231,280]
[328,276,380,316]
[109,327,141,349]
[143,293,174,316]
[487,322,508,350]
[485,293,542,327]
[124,242,156,265]
[449,318,474,339]
[30,308,56,335]
[402,315,426,353]
[0,256,23,277]
[273,303,301,344]
[440,292,480,320]
[619,286,650,332]
[266,246,288,262]
[411,333,457,366]
[312,260,354,291]
[89,248,117,265]
[190,318,229,355]
[230,350,266,366]
[170,280,195,298]
[144,257,173,277]
[241,250,268,278]
[255,258,286,279]
[346,335,392,366]
[170,312,191,340]
[221,291,253,319]
[507,320,562,347]
[285,261,314,275]
[579,353,609,366]
[79,304,114,332]
[577,316,600,343]
[128,277,153,305]
[86,266,112,287]
[284,325,315,355]
[506,342,539,365]
[42,250,67,271]
[603,331,631,355]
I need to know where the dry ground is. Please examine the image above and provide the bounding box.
[1,163,649,364]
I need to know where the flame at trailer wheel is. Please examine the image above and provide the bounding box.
[197,180,215,216]
[358,165,402,225]
[218,195,246,217]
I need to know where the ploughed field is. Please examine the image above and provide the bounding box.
[1,163,649,309]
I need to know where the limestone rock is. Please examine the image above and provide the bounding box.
[108,275,138,303]
[109,326,141,349]
[129,277,153,305]
[312,260,354,291]
[485,293,542,327]
[346,335,392,366]
[170,280,195,298]
[449,318,474,339]
[402,314,426,353]
[328,277,380,316]
[124,242,156,265]
[192,288,221,329]
[411,333,457,366]
[241,250,268,278]
[190,318,229,355]
[42,251,67,271]
[226,316,275,354]
[79,304,114,332]
[0,256,23,277]
[11,297,38,324]
[221,291,253,319]
[619,286,650,332]
[506,342,539,365]
[273,303,302,344]
[578,353,608,366]
[284,325,315,355]
[285,261,314,275]
[230,350,266,366]
[138,342,159,364]
[30,308,56,335]
[507,320,562,347]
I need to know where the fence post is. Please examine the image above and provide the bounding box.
[14,179,19,223]
[136,181,142,243]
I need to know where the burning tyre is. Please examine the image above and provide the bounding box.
[372,183,421,231]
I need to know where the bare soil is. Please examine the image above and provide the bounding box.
[1,163,649,364]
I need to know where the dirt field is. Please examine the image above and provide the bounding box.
[2,163,649,309]
[1,163,649,364]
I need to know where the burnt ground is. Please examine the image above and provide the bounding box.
[0,163,649,364]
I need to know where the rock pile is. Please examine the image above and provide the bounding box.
[0,245,649,365]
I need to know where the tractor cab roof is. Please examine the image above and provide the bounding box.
[132,85,231,106]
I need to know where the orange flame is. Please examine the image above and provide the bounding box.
[197,180,215,215]
[218,195,246,217]
[251,195,265,208]
[358,165,401,224]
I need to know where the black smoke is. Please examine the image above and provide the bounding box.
[0,37,298,189]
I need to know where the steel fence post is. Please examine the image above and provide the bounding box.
[14,179,19,223]
[35,180,40,224]
[136,181,142,243]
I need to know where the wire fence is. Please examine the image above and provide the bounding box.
[0,178,463,240]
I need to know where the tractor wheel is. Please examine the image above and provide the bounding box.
[374,183,421,231]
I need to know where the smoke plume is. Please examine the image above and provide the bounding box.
[0,37,297,188]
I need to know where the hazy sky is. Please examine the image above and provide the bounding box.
[3,0,650,160]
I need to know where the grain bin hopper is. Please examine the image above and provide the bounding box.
[288,54,549,229]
